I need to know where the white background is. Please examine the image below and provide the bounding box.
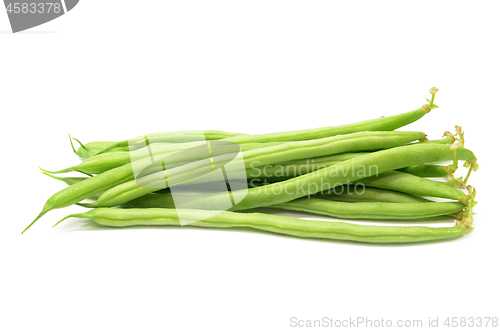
[1,1,498,330]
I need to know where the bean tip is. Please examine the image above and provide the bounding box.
[442,131,455,144]
[459,195,471,205]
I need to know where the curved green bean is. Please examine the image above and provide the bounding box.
[358,171,467,202]
[271,199,464,220]
[71,139,129,159]
[398,164,450,178]
[54,208,472,244]
[41,173,102,200]
[94,130,243,155]
[24,161,145,233]
[93,89,439,155]
[225,91,438,144]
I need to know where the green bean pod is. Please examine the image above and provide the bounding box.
[24,161,145,233]
[224,97,438,144]
[358,171,467,202]
[178,144,475,211]
[48,141,287,175]
[246,153,366,179]
[72,140,129,159]
[86,131,426,208]
[41,173,101,200]
[270,199,464,220]
[399,164,450,177]
[250,168,460,202]
[248,157,449,180]
[93,89,439,155]
[95,130,243,155]
[55,208,472,244]
[317,186,429,203]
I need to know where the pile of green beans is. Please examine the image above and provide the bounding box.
[25,88,480,244]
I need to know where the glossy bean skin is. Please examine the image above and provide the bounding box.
[225,104,434,144]
[290,127,455,167]
[251,169,465,203]
[266,134,453,178]
[27,138,255,232]
[247,158,449,180]
[119,183,455,219]
[40,143,468,228]
[317,186,429,203]
[95,130,243,155]
[84,95,437,156]
[29,138,269,233]
[76,131,419,176]
[87,131,425,208]
[74,141,129,159]
[41,173,102,200]
[24,160,149,233]
[123,187,429,209]
[56,208,472,244]
[123,192,176,208]
[48,173,428,207]
[126,184,431,208]
[174,144,475,211]
[46,152,133,175]
[246,155,351,180]
[358,171,466,201]
[399,164,450,177]
[61,135,446,178]
[271,199,464,220]
[280,151,451,179]
[64,141,231,174]
[122,191,458,220]
[248,176,435,204]
[49,141,287,175]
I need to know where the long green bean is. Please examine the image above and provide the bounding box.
[225,90,439,144]
[270,199,464,220]
[94,88,439,155]
[54,208,472,244]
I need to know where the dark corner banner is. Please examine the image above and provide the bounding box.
[3,0,79,33]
